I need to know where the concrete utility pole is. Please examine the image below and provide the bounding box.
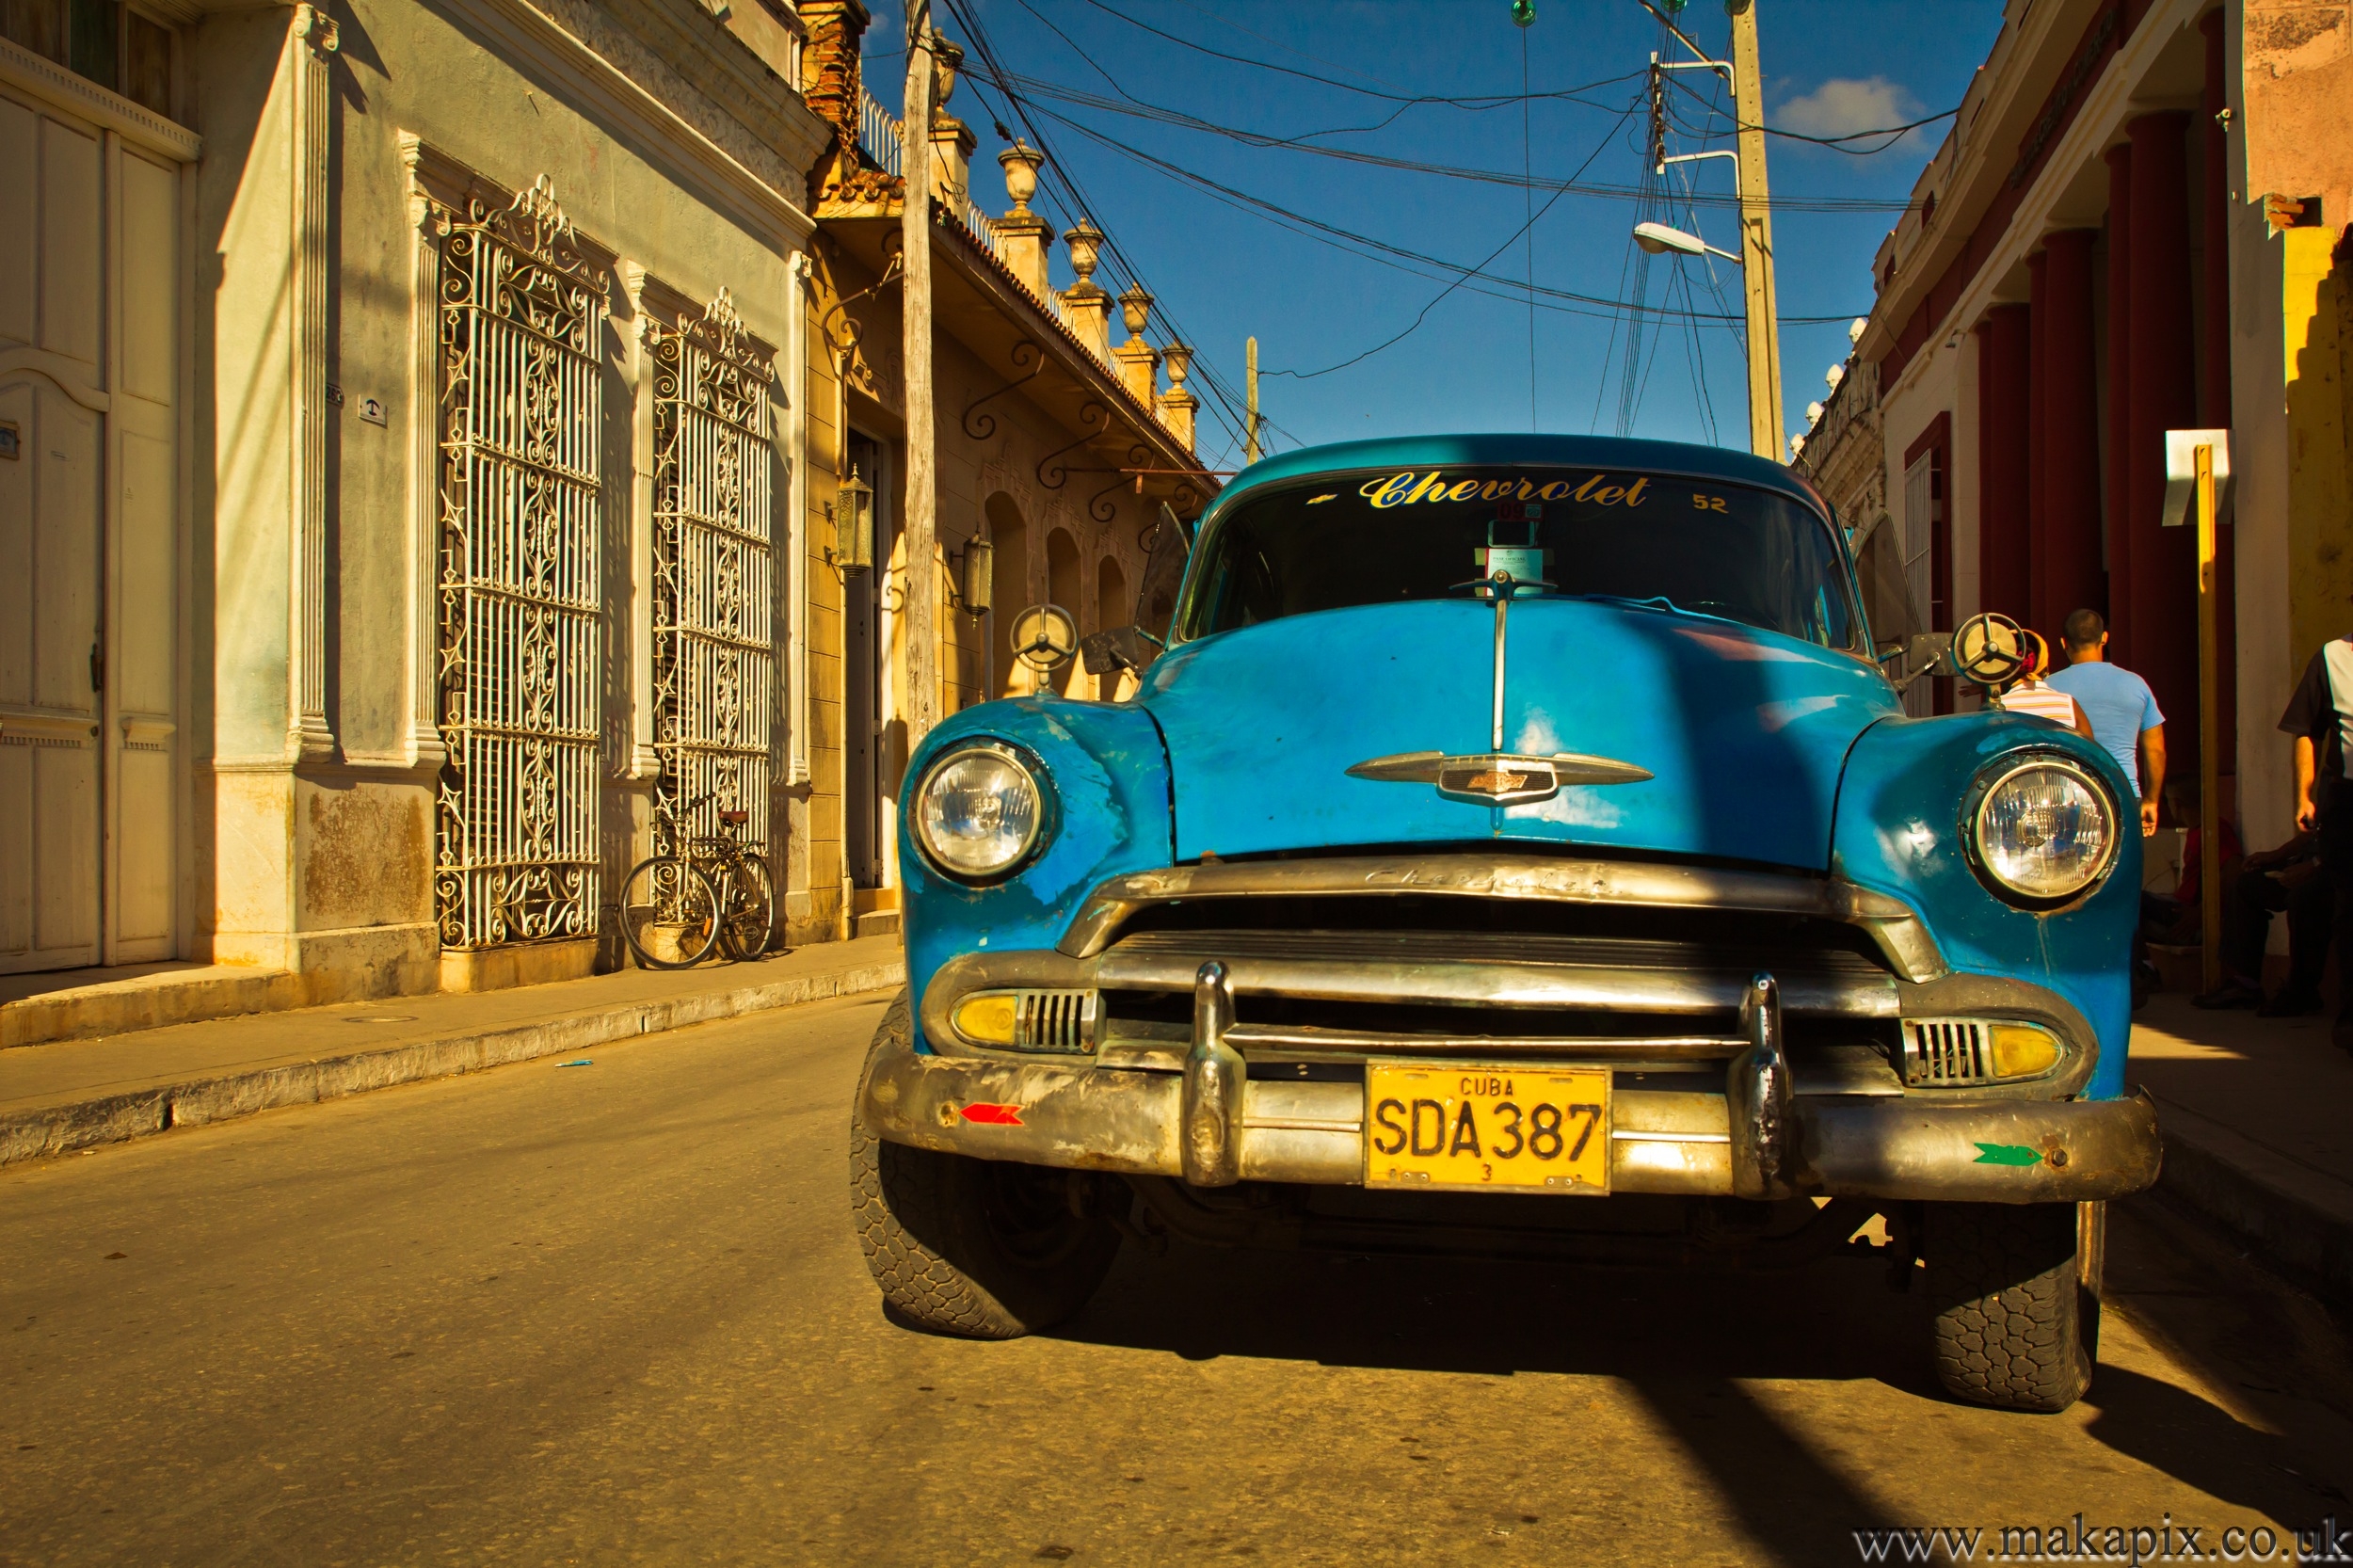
[901,0,939,744]
[1726,0,1785,462]
[1245,336,1260,465]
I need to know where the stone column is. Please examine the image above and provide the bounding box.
[398,136,447,770]
[994,210,1051,299]
[1977,304,2032,621]
[1059,220,1110,361]
[929,113,975,208]
[2127,112,2199,772]
[2039,231,2105,638]
[1158,344,1197,453]
[994,141,1051,300]
[288,2,338,761]
[2104,142,2135,661]
[1112,286,1158,408]
[2027,248,2049,627]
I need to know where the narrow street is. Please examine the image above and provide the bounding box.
[5,993,2349,1567]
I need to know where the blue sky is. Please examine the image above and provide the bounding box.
[860,1,2004,472]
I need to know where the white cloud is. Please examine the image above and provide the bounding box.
[1772,76,1921,145]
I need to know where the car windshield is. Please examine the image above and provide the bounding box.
[1178,465,1860,650]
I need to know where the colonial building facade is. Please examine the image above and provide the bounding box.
[789,3,1212,946]
[0,0,1210,1018]
[1796,0,2353,849]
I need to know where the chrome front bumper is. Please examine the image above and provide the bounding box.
[859,964,2162,1206]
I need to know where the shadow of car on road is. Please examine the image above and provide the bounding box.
[1028,1214,2329,1564]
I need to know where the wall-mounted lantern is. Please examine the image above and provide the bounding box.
[949,532,993,616]
[832,466,873,575]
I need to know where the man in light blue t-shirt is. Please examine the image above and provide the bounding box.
[2047,608,2166,839]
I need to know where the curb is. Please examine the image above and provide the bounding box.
[2153,1103,2353,1310]
[0,960,904,1169]
[2,967,303,1049]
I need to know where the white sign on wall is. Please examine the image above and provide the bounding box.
[2160,428,2233,528]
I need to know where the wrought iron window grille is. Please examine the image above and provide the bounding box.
[432,176,608,951]
[648,288,777,864]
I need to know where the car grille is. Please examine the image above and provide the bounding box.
[1095,926,1897,1022]
[1015,988,1097,1053]
[1901,1019,1990,1085]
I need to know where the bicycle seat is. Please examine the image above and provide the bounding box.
[719,809,750,825]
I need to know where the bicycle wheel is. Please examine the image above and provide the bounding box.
[718,851,778,960]
[618,855,723,969]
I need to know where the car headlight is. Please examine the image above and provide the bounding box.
[914,743,1048,880]
[1967,757,2118,904]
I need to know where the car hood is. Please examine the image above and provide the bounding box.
[1135,598,1898,871]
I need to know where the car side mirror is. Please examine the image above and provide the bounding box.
[1081,626,1149,676]
[1886,632,1954,693]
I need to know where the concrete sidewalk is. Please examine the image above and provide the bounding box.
[0,937,903,1167]
[2131,994,2353,1305]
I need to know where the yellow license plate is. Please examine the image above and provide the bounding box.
[1364,1062,1611,1193]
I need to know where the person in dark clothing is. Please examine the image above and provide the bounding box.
[2193,830,2333,1014]
[2278,635,2353,1051]
[2150,778,2242,949]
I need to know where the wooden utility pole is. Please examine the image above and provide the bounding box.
[901,1,939,744]
[2196,441,2221,994]
[1245,336,1260,465]
[1726,0,1785,462]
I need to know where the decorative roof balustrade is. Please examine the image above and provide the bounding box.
[852,87,1192,448]
[859,88,904,179]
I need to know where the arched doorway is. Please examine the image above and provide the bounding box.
[1096,556,1128,701]
[1045,527,1081,697]
[985,493,1029,698]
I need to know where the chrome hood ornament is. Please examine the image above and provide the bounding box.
[1347,566,1653,808]
[1348,749,1653,806]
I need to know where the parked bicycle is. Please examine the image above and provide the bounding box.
[618,792,778,969]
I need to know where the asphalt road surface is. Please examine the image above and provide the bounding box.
[6,992,2353,1567]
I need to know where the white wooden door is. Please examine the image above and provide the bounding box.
[107,148,180,962]
[0,89,181,973]
[0,375,102,971]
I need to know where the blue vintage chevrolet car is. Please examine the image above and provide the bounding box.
[850,434,2159,1413]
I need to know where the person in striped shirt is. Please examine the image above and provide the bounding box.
[1993,630,2094,740]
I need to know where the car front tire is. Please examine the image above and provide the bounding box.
[1924,1200,2102,1413]
[849,992,1122,1338]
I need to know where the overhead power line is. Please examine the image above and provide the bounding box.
[1263,105,1621,379]
[930,0,1896,450]
[1065,0,1662,110]
[1011,94,1866,329]
[984,67,1920,214]
[1163,0,1416,96]
[940,0,1267,465]
[1662,71,1957,154]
